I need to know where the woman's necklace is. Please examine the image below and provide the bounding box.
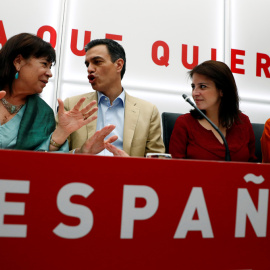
[1,98,24,114]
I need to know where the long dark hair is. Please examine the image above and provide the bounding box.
[189,60,240,128]
[0,33,56,95]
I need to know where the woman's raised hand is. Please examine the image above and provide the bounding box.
[50,98,98,150]
[0,91,6,99]
[57,97,98,136]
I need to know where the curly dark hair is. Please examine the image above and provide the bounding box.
[0,33,56,95]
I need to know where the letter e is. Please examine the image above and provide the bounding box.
[0,180,30,238]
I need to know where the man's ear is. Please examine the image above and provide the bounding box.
[13,54,25,72]
[115,58,124,73]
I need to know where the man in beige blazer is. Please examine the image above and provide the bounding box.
[63,39,165,157]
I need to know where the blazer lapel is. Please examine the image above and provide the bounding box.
[123,93,139,155]
[85,92,98,139]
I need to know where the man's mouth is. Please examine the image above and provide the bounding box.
[88,74,96,83]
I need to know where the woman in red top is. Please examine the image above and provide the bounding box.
[169,60,257,162]
[261,119,270,163]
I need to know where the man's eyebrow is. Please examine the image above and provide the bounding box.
[91,56,103,60]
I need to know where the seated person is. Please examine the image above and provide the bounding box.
[261,118,270,163]
[0,33,114,152]
[61,39,165,157]
[169,60,257,162]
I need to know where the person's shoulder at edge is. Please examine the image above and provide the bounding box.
[264,118,270,126]
[262,118,270,137]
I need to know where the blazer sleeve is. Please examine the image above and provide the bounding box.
[55,97,73,152]
[145,105,165,155]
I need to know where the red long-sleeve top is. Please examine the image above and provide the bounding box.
[261,118,270,163]
[169,113,257,162]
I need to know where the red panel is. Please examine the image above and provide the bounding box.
[0,149,269,270]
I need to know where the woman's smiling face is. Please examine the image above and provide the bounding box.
[191,73,223,113]
[15,56,53,95]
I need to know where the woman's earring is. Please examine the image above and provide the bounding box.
[15,72,19,79]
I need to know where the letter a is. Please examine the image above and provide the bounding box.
[174,187,213,238]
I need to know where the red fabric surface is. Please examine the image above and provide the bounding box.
[261,118,270,163]
[169,113,257,162]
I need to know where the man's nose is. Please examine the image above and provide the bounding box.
[87,63,94,73]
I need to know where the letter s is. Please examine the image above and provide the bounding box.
[53,183,94,239]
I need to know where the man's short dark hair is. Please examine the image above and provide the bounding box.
[85,39,126,79]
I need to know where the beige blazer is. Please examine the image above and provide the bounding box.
[63,91,165,157]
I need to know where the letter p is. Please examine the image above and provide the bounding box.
[120,185,159,239]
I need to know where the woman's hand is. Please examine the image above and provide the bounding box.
[50,97,98,150]
[56,97,98,136]
[0,91,6,99]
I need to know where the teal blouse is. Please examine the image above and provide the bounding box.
[0,106,26,149]
[0,95,69,152]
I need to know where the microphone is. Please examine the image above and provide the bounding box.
[182,94,231,161]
